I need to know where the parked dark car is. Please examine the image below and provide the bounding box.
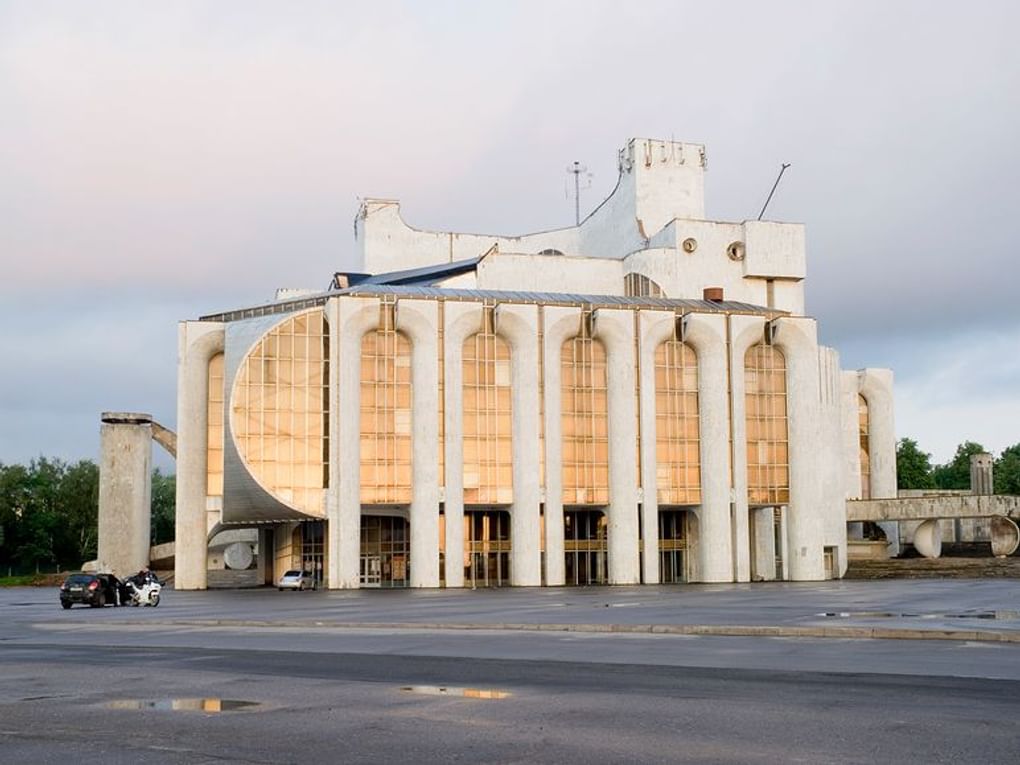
[59,573,123,609]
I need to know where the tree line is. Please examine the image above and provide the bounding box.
[0,458,175,574]
[897,439,1020,494]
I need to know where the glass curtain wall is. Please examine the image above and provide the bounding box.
[744,344,790,505]
[858,394,871,500]
[207,352,224,497]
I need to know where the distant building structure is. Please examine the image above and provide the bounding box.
[174,137,896,590]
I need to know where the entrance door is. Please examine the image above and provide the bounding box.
[658,509,688,583]
[465,509,511,587]
[360,515,410,588]
[564,509,608,585]
[301,521,325,588]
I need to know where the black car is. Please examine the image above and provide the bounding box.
[59,573,123,609]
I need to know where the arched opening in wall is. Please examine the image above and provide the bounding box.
[744,344,789,506]
[207,352,224,497]
[232,310,330,516]
[624,272,666,298]
[360,303,412,505]
[858,394,871,500]
[360,514,410,588]
[464,509,511,587]
[560,318,610,585]
[654,333,700,505]
[564,509,608,585]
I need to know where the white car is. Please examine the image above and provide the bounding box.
[277,570,316,591]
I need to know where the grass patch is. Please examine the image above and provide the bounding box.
[0,573,74,587]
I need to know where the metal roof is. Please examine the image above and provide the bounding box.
[200,283,785,323]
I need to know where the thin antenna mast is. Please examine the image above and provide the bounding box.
[757,163,791,221]
[567,161,590,225]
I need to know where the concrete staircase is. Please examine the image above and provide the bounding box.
[206,569,262,589]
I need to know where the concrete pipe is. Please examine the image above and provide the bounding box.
[990,516,1020,557]
[913,519,942,559]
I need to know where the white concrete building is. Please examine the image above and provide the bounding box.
[175,137,896,590]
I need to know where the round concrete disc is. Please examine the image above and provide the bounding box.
[224,542,254,571]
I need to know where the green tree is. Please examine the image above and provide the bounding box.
[932,441,987,490]
[994,443,1020,495]
[896,438,935,490]
[150,469,176,545]
[54,460,99,563]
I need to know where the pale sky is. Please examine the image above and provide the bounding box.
[2,0,1018,468]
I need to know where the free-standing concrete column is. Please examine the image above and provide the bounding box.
[593,308,640,585]
[818,347,847,577]
[175,321,224,590]
[859,369,898,555]
[774,317,825,581]
[970,453,994,495]
[637,311,677,584]
[397,299,440,588]
[97,413,153,577]
[541,306,583,586]
[442,302,485,588]
[497,303,542,586]
[728,315,766,583]
[331,297,379,589]
[684,313,734,582]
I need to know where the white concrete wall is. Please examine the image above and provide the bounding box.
[818,347,849,576]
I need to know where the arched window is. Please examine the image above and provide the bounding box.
[858,394,871,500]
[624,272,666,298]
[744,344,789,505]
[561,316,609,505]
[462,309,513,505]
[654,336,700,504]
[231,310,330,515]
[207,352,224,497]
[360,303,412,504]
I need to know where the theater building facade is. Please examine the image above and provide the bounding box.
[174,137,896,590]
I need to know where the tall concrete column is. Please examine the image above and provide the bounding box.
[442,302,485,588]
[175,321,224,590]
[774,317,825,581]
[971,453,994,495]
[728,315,766,583]
[818,347,848,577]
[497,303,542,586]
[637,311,677,584]
[859,368,898,555]
[397,300,440,588]
[683,313,733,582]
[331,297,379,589]
[593,308,640,584]
[97,413,153,577]
[541,306,583,586]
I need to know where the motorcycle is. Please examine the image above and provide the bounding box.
[125,576,162,607]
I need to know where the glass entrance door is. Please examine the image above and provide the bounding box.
[658,509,688,583]
[465,509,511,587]
[360,515,410,588]
[564,509,608,585]
[301,521,325,588]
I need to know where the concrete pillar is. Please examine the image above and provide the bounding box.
[637,311,677,584]
[728,315,766,583]
[774,317,825,581]
[684,313,734,583]
[541,306,583,586]
[397,299,440,588]
[174,322,224,590]
[859,369,898,555]
[970,453,994,495]
[593,308,640,584]
[330,297,379,589]
[818,347,848,577]
[97,413,153,577]
[496,303,542,586]
[441,302,483,588]
[751,506,776,580]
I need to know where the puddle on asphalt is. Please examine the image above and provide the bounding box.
[105,698,260,712]
[400,685,510,700]
[818,611,1020,621]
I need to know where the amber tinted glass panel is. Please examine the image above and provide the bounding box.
[206,352,225,496]
[360,306,413,504]
[654,339,700,504]
[858,394,871,500]
[232,310,329,515]
[561,335,609,505]
[745,344,789,505]
[624,272,666,298]
[462,322,513,505]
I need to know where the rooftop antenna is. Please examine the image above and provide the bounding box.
[566,161,592,225]
[757,163,791,221]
